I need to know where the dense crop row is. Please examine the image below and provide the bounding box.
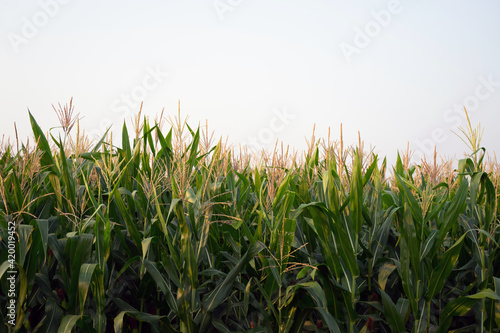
[1,107,500,332]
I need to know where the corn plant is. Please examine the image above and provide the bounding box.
[0,105,500,332]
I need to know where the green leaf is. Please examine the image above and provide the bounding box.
[35,219,49,261]
[113,189,142,249]
[349,151,364,245]
[18,224,33,267]
[420,229,437,261]
[399,220,417,314]
[437,297,478,333]
[203,241,265,311]
[0,261,11,279]
[431,179,468,257]
[187,126,200,169]
[54,137,76,206]
[143,259,178,313]
[272,174,290,208]
[29,111,59,176]
[394,171,423,225]
[399,203,421,284]
[381,290,406,333]
[425,234,465,301]
[437,289,500,333]
[58,315,82,333]
[78,263,98,315]
[114,311,167,333]
[303,281,342,333]
[68,234,94,312]
[38,298,64,332]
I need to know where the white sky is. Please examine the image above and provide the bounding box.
[1,0,500,164]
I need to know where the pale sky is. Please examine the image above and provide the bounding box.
[2,1,500,164]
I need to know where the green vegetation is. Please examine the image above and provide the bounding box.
[1,104,500,332]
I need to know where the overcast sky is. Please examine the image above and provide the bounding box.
[1,0,500,164]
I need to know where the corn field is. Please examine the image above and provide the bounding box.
[1,105,500,332]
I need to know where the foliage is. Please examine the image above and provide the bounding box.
[1,107,500,332]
